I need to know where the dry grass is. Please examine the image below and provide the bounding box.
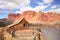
[0,29,45,40]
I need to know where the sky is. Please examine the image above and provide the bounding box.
[0,0,60,18]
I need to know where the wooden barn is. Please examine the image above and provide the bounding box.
[6,18,29,31]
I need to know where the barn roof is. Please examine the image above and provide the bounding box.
[6,18,29,27]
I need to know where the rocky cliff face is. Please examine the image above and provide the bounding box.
[8,10,60,23]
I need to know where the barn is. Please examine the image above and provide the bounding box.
[6,18,29,31]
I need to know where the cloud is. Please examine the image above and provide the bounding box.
[15,6,44,13]
[43,0,54,3]
[15,4,50,13]
[54,9,60,13]
[45,8,60,13]
[0,0,30,10]
[0,0,47,13]
[51,5,57,9]
[0,0,57,14]
[34,5,47,11]
[38,2,44,5]
[47,5,60,13]
[0,1,18,10]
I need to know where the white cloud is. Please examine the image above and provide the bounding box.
[44,4,60,13]
[38,2,44,5]
[34,5,47,11]
[0,0,53,13]
[54,9,60,13]
[45,8,60,13]
[15,4,49,13]
[51,5,57,9]
[0,0,30,10]
[43,0,54,3]
[0,1,18,10]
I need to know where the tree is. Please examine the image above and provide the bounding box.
[0,21,5,27]
[0,18,13,27]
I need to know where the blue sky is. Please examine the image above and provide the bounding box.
[0,0,60,18]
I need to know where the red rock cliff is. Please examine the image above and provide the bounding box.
[8,10,60,23]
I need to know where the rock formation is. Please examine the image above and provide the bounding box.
[8,10,60,24]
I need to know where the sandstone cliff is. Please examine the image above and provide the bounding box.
[8,10,60,24]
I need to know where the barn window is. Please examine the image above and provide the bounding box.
[23,24,25,27]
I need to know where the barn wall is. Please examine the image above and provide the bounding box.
[9,22,29,31]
